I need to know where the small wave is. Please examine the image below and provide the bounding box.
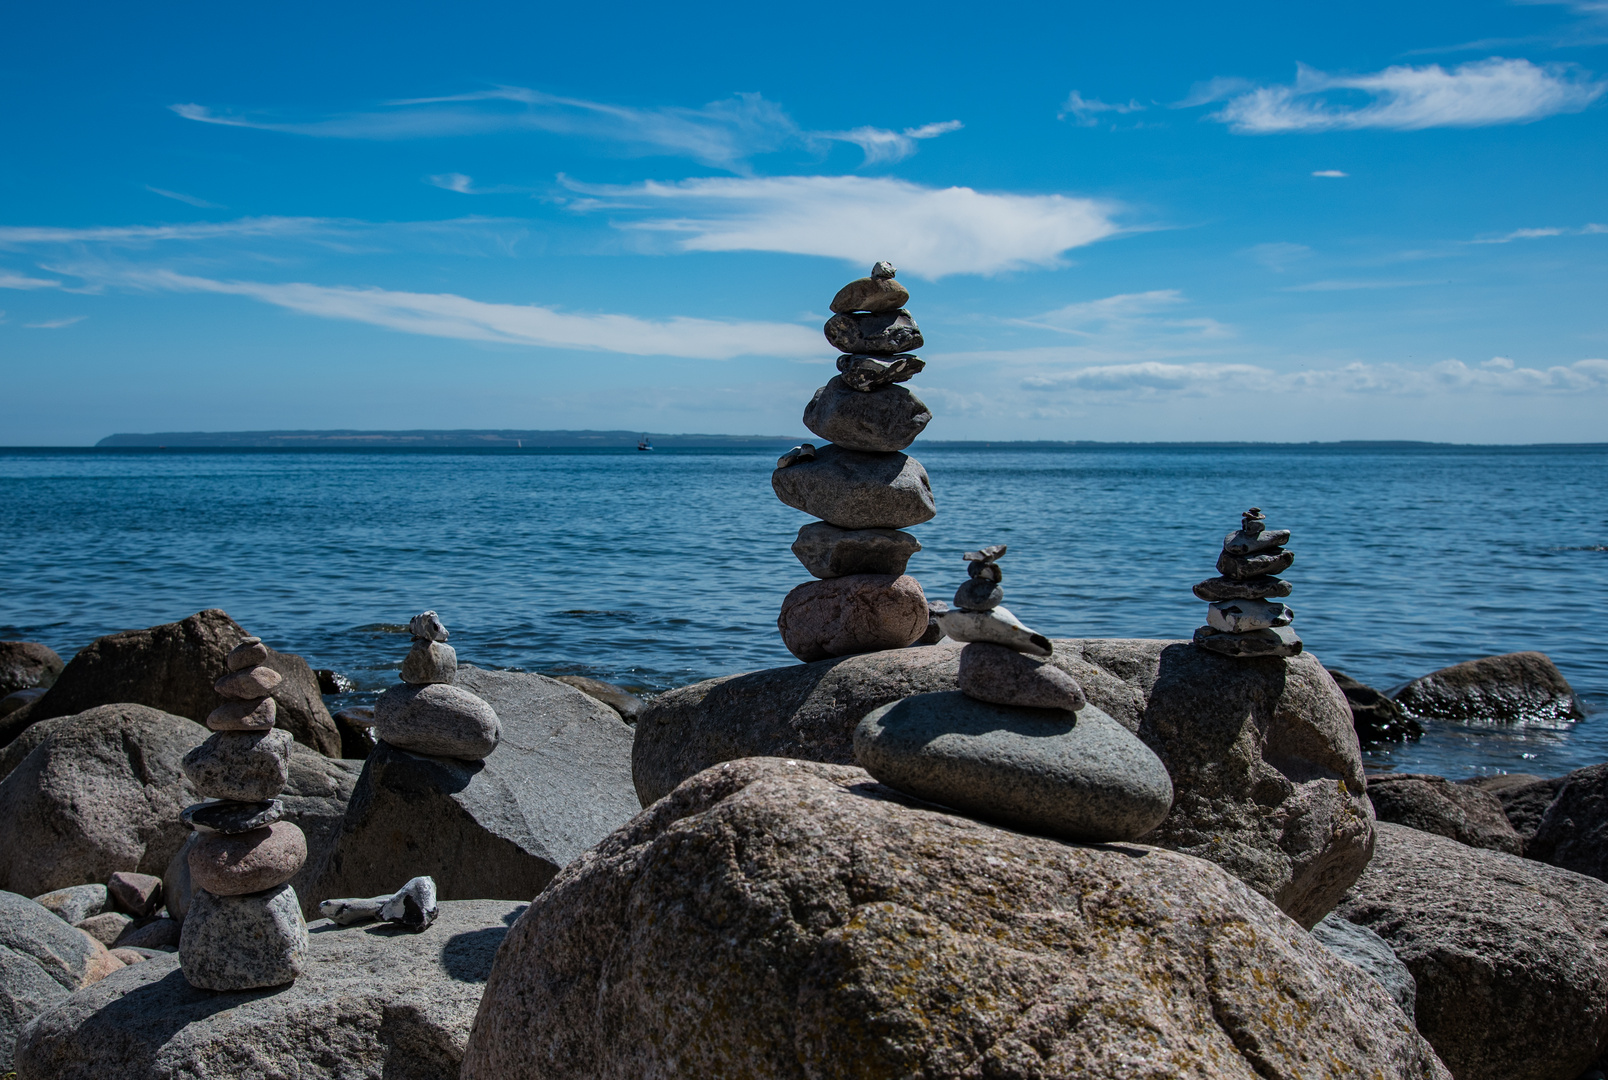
[1549,545,1608,552]
[351,623,410,634]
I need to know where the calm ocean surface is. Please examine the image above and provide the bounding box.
[2,445,1604,779]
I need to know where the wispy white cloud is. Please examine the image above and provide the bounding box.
[0,271,63,290]
[1206,57,1604,133]
[568,175,1120,278]
[1311,169,1349,177]
[145,186,226,209]
[1010,290,1231,339]
[173,88,961,171]
[1021,356,1608,396]
[1282,278,1445,291]
[0,217,343,247]
[1245,242,1312,271]
[24,316,85,329]
[97,268,819,359]
[1058,91,1146,127]
[1470,222,1608,242]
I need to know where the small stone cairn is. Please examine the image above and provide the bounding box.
[178,635,309,990]
[372,611,501,759]
[854,547,1174,844]
[772,262,936,662]
[1192,507,1303,658]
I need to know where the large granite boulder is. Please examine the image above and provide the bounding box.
[1521,762,1608,882]
[1462,771,1563,845]
[461,758,1446,1080]
[0,610,340,755]
[635,638,1373,927]
[1392,651,1582,726]
[0,642,63,697]
[309,667,638,913]
[1335,822,1608,1080]
[0,890,116,1070]
[14,899,524,1080]
[1366,772,1524,854]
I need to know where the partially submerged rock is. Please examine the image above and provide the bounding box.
[1328,669,1423,744]
[461,758,1444,1080]
[1393,650,1582,726]
[0,641,63,697]
[550,675,644,723]
[1366,772,1524,854]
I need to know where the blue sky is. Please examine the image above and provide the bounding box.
[2,0,1606,444]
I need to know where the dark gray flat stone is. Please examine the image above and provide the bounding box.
[803,377,930,453]
[1216,548,1294,580]
[180,799,283,835]
[823,309,923,356]
[792,522,920,579]
[836,354,923,391]
[1194,625,1303,657]
[771,444,935,530]
[1193,575,1292,601]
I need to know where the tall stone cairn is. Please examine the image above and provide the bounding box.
[772,262,936,662]
[1192,507,1304,658]
[178,634,310,990]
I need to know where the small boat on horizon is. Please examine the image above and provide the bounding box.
[637,435,653,451]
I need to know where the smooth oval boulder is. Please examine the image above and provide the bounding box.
[771,443,936,530]
[634,638,1373,928]
[32,884,108,925]
[829,272,909,314]
[802,377,931,452]
[1365,773,1523,854]
[461,758,1446,1080]
[0,642,63,697]
[777,573,929,662]
[16,899,525,1079]
[373,682,500,759]
[855,693,1172,841]
[181,728,292,802]
[188,821,307,896]
[791,522,919,578]
[1336,821,1608,1080]
[1393,650,1583,726]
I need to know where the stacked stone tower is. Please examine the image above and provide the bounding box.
[1192,507,1303,657]
[373,611,501,760]
[772,262,936,662]
[178,635,309,990]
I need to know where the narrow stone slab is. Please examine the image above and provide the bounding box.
[791,522,920,579]
[802,377,930,453]
[771,444,936,530]
[181,799,283,835]
[1216,548,1294,580]
[854,692,1174,843]
[1206,598,1293,633]
[1223,528,1292,555]
[823,309,923,356]
[935,606,1051,656]
[836,354,923,392]
[1194,624,1303,658]
[1192,575,1292,602]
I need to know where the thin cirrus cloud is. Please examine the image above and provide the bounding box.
[1058,91,1146,127]
[0,272,64,290]
[1471,223,1608,242]
[24,316,85,329]
[569,175,1122,278]
[108,268,821,360]
[1020,356,1608,396]
[1311,169,1348,177]
[1009,290,1231,340]
[1201,57,1605,132]
[145,186,226,209]
[173,87,962,171]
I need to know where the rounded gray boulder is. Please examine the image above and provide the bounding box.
[771,443,935,530]
[373,682,500,760]
[802,377,931,452]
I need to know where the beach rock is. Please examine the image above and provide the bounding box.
[15,899,523,1080]
[1206,597,1293,633]
[1223,528,1292,555]
[214,665,283,700]
[1393,650,1583,726]
[225,638,270,671]
[1336,822,1608,1080]
[1310,912,1416,1019]
[188,822,307,896]
[108,948,149,965]
[181,728,292,802]
[162,835,197,923]
[1365,773,1523,854]
[32,884,108,925]
[0,610,340,756]
[461,758,1444,1080]
[409,610,449,642]
[771,443,936,530]
[936,605,1052,656]
[332,706,377,758]
[0,641,63,696]
[181,798,283,834]
[952,576,1004,610]
[914,600,947,644]
[635,639,1372,928]
[1328,669,1423,744]
[204,695,277,731]
[1192,574,1294,601]
[1524,762,1608,882]
[108,873,162,919]
[112,917,179,950]
[836,353,923,391]
[0,687,46,717]
[0,704,199,895]
[372,682,500,759]
[550,675,644,723]
[777,574,930,662]
[855,694,1172,841]
[829,270,910,314]
[318,894,389,926]
[400,640,458,685]
[1462,772,1562,844]
[314,668,352,694]
[179,884,307,990]
[791,522,920,578]
[1216,547,1295,580]
[379,876,438,931]
[957,641,1086,711]
[802,377,931,452]
[0,890,113,1070]
[823,308,923,355]
[775,442,816,469]
[312,667,637,912]
[74,911,132,947]
[1194,623,1304,657]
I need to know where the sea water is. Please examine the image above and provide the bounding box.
[1,444,1603,779]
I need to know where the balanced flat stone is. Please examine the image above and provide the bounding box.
[181,799,283,834]
[775,443,816,469]
[836,354,924,392]
[214,665,283,700]
[771,444,936,530]
[400,640,457,685]
[179,883,308,991]
[823,309,923,356]
[854,692,1174,842]
[952,577,1003,610]
[958,642,1086,711]
[935,606,1051,656]
[181,729,292,803]
[409,611,449,642]
[372,683,501,759]
[792,522,920,578]
[205,696,276,731]
[1216,548,1294,580]
[1194,624,1303,658]
[829,265,910,314]
[1206,598,1293,633]
[188,821,307,896]
[802,377,931,453]
[777,574,930,662]
[1192,575,1292,601]
[225,638,270,672]
[1224,528,1292,556]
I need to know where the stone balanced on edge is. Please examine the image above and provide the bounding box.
[854,547,1174,843]
[372,611,502,760]
[178,635,309,990]
[1192,507,1303,658]
[772,262,936,662]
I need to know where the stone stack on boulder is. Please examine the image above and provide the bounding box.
[772,262,936,663]
[1192,507,1303,658]
[854,548,1174,844]
[178,635,309,990]
[372,611,501,759]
